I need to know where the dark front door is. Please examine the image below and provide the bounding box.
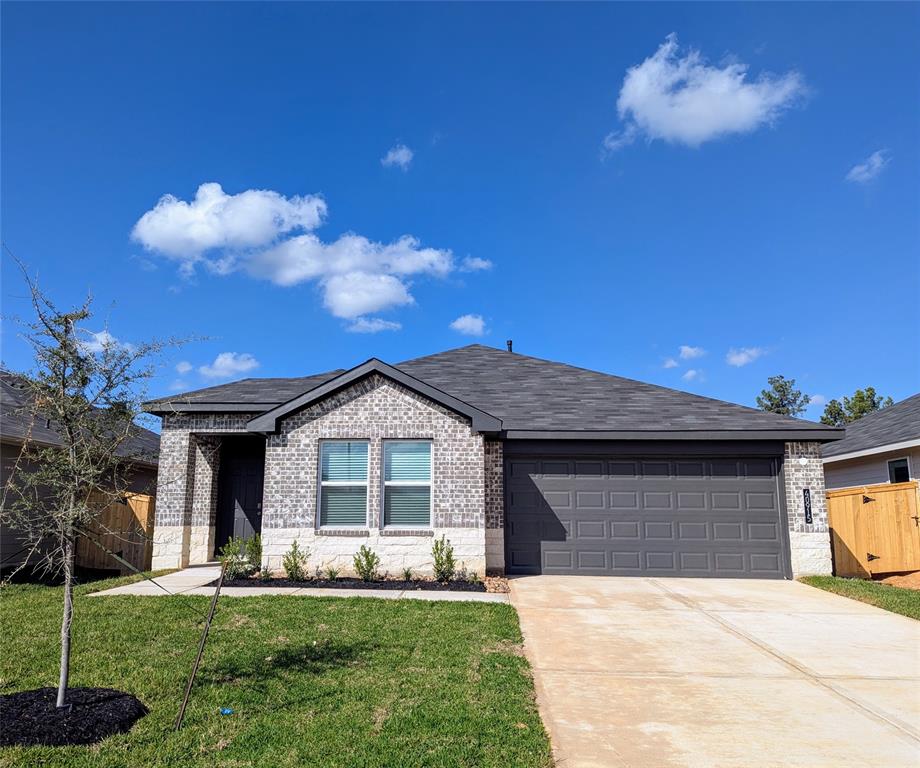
[505,452,791,579]
[215,437,265,552]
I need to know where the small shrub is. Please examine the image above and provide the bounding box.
[353,545,381,582]
[402,567,413,582]
[432,536,456,582]
[245,534,262,569]
[259,565,274,581]
[324,565,341,581]
[467,570,481,585]
[282,541,309,581]
[219,537,256,580]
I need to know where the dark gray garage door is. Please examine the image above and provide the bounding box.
[505,455,790,578]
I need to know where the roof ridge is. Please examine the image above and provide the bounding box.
[405,343,824,428]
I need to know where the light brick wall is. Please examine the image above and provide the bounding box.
[261,374,488,576]
[151,413,255,570]
[783,441,832,576]
[484,439,505,572]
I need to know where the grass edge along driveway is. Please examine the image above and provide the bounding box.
[800,575,920,620]
[0,573,552,768]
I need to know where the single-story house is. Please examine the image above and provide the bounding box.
[145,344,843,579]
[0,370,160,573]
[822,393,920,489]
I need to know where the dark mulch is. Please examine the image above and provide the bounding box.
[219,577,487,592]
[0,687,148,747]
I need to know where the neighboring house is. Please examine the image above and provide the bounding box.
[0,371,160,572]
[145,345,842,579]
[822,393,920,489]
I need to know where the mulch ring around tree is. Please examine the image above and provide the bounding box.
[0,687,148,747]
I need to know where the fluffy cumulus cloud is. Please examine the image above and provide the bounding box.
[726,346,766,367]
[682,368,702,381]
[449,314,486,336]
[846,150,890,183]
[133,183,486,329]
[175,361,193,374]
[662,357,679,369]
[381,144,413,170]
[679,345,706,360]
[604,34,805,151]
[132,183,326,264]
[199,352,260,380]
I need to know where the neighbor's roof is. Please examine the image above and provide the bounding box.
[1,371,160,465]
[145,345,842,440]
[822,393,920,460]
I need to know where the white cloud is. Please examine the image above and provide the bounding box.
[605,34,805,151]
[133,183,483,325]
[726,346,766,367]
[346,317,402,334]
[322,272,414,319]
[846,150,890,183]
[682,368,702,381]
[663,357,679,369]
[449,314,486,336]
[679,345,706,360]
[78,329,134,354]
[381,144,413,170]
[199,352,260,380]
[175,361,193,375]
[809,394,827,408]
[460,256,493,271]
[132,182,326,261]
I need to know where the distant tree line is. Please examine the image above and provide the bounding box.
[755,376,893,425]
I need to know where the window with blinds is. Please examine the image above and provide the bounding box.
[383,441,432,528]
[319,441,368,527]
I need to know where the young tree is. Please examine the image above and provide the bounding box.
[820,387,894,427]
[756,375,810,417]
[1,270,174,709]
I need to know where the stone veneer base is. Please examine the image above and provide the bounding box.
[263,527,486,578]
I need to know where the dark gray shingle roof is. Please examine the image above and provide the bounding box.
[1,372,160,465]
[147,345,839,438]
[822,393,920,458]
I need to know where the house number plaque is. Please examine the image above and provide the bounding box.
[803,488,812,525]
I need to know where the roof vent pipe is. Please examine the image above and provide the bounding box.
[506,340,513,353]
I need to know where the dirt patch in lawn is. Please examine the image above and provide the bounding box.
[0,687,147,747]
[878,571,920,590]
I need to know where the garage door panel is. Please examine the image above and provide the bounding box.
[505,454,788,578]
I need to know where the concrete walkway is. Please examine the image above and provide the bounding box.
[90,565,508,603]
[510,575,920,768]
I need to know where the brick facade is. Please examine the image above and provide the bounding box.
[783,441,832,575]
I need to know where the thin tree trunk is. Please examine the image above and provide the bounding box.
[56,530,74,708]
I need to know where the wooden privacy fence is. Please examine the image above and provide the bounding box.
[75,491,156,574]
[827,481,920,578]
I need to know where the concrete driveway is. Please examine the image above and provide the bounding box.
[510,576,920,768]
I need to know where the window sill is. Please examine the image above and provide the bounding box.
[316,528,370,537]
[380,528,434,537]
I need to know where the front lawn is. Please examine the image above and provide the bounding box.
[800,575,920,620]
[0,575,551,768]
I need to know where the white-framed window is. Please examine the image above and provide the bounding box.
[318,441,369,527]
[383,441,432,528]
[888,457,911,484]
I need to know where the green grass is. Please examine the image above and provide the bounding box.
[0,574,551,768]
[800,575,920,620]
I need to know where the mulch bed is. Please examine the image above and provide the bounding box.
[220,576,489,592]
[0,687,148,747]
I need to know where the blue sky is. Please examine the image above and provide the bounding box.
[2,2,918,418]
